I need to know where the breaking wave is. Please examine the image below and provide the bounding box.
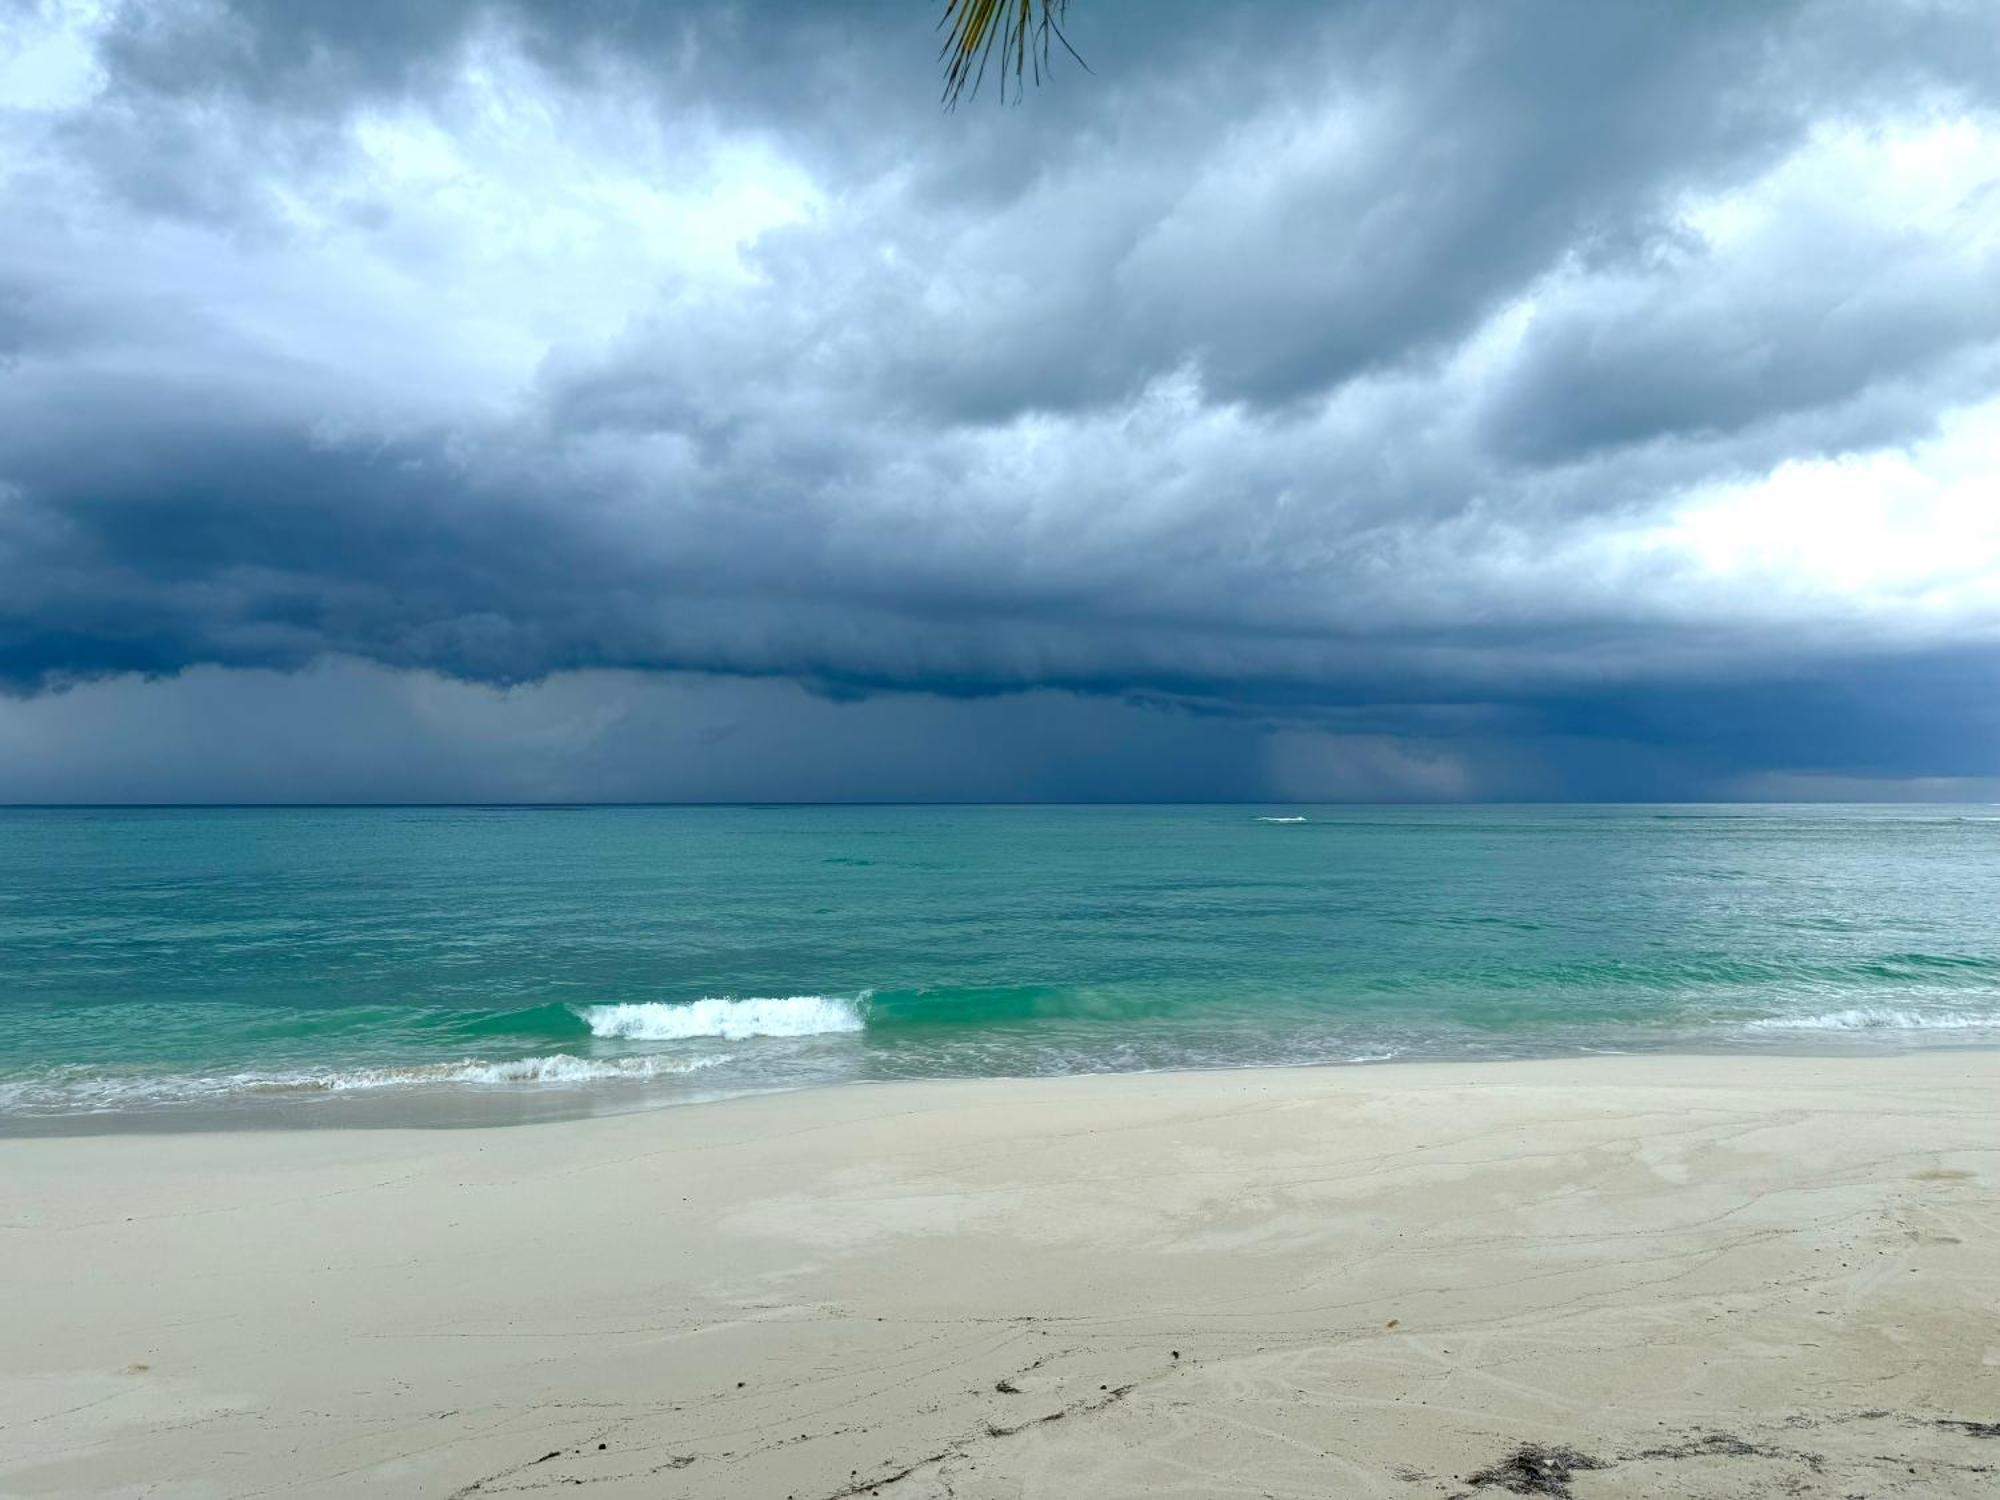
[575,994,869,1041]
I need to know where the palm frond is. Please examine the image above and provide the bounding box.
[938,0,1083,108]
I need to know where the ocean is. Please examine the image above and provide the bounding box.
[3,804,1997,1126]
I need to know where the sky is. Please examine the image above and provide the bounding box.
[1,0,1997,803]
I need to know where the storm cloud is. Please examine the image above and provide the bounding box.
[2,0,1997,799]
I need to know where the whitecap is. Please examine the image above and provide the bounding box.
[575,993,868,1041]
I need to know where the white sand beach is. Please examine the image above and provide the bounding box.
[4,1053,1998,1498]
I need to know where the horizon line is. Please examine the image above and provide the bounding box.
[0,799,1991,811]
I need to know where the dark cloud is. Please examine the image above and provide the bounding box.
[1,0,1997,798]
[1481,192,2000,463]
[0,663,1282,804]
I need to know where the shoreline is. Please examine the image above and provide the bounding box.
[7,1035,2000,1139]
[6,1050,1999,1496]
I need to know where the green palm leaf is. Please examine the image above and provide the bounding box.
[939,0,1084,107]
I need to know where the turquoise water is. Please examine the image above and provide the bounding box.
[3,804,1998,1123]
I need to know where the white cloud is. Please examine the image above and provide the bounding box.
[1618,394,2000,637]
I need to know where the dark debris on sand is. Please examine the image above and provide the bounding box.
[1464,1444,1608,1497]
[1635,1431,1789,1464]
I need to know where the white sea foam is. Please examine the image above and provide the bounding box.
[1254,816,1308,824]
[328,1053,734,1087]
[0,1053,730,1113]
[1746,1008,2000,1032]
[576,994,867,1041]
